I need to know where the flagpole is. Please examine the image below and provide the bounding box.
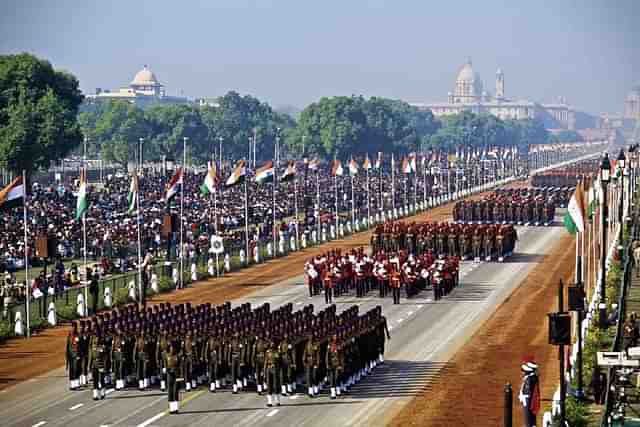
[391,154,396,214]
[335,160,338,236]
[423,160,427,207]
[316,168,320,242]
[351,172,355,229]
[136,171,142,305]
[214,174,219,276]
[180,137,187,288]
[294,166,299,246]
[379,155,383,217]
[366,166,370,223]
[413,166,417,211]
[273,138,278,251]
[23,170,30,338]
[244,167,250,264]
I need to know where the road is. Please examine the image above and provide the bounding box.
[0,213,566,427]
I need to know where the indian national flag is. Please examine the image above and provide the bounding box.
[308,158,320,171]
[226,160,247,187]
[165,168,183,202]
[200,161,219,196]
[563,182,586,234]
[127,173,139,214]
[348,159,359,176]
[331,160,343,177]
[75,168,88,221]
[255,161,274,184]
[281,161,296,182]
[0,176,25,210]
[363,155,371,171]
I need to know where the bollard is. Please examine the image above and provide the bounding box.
[504,383,513,427]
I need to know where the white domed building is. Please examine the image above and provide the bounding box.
[624,84,640,120]
[412,58,584,130]
[87,65,189,108]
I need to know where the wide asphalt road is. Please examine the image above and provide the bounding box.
[0,212,566,427]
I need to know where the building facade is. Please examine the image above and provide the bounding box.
[410,59,581,130]
[86,65,190,108]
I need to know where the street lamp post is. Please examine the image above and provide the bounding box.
[599,152,611,329]
[618,149,626,224]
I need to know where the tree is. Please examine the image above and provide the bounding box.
[0,53,84,175]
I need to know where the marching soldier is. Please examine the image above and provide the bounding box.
[111,324,126,390]
[323,267,334,304]
[253,332,268,395]
[228,330,245,393]
[89,330,107,400]
[303,331,321,397]
[326,334,343,399]
[264,338,282,407]
[66,321,81,390]
[133,326,149,390]
[390,267,401,305]
[156,325,170,391]
[279,332,296,395]
[166,342,181,414]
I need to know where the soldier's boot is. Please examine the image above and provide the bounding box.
[330,388,337,399]
[100,387,106,400]
[257,384,263,395]
[313,385,319,395]
[216,380,221,389]
[144,378,149,389]
[232,383,238,394]
[336,385,342,396]
[80,375,86,386]
[186,381,192,392]
[281,385,287,396]
[267,394,273,407]
[308,386,314,397]
[263,382,267,391]
[243,378,248,388]
[237,379,243,390]
[287,383,293,394]
[191,379,197,389]
[379,354,384,363]
[169,401,179,414]
[138,379,144,390]
[160,380,166,391]
[275,394,281,406]
[210,382,216,392]
[93,389,99,400]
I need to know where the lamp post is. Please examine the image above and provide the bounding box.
[599,152,610,330]
[617,149,626,224]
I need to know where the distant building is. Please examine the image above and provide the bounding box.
[410,58,595,130]
[598,83,640,141]
[624,84,640,120]
[85,65,190,108]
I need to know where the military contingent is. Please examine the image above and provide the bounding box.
[370,220,517,262]
[530,159,598,188]
[65,301,391,412]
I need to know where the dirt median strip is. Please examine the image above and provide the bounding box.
[0,183,527,392]
[386,232,575,427]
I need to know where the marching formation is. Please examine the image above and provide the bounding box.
[453,192,557,226]
[65,301,391,412]
[370,220,518,262]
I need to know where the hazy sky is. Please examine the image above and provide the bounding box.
[1,0,638,115]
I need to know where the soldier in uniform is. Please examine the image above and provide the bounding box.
[156,325,170,391]
[89,330,107,400]
[390,267,402,305]
[303,331,321,397]
[166,342,181,414]
[326,334,343,399]
[252,332,268,395]
[66,321,81,390]
[78,321,90,387]
[264,338,282,407]
[111,324,126,390]
[323,267,334,304]
[278,332,296,395]
[228,330,245,393]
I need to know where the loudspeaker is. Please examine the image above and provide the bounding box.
[35,235,57,259]
[162,214,178,237]
[36,235,48,259]
[548,312,571,345]
[568,286,585,311]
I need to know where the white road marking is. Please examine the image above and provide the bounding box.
[105,388,115,395]
[296,302,303,305]
[266,409,279,417]
[290,394,298,399]
[69,403,83,410]
[32,422,46,427]
[136,412,165,427]
[407,311,414,316]
[417,304,424,309]
[397,318,404,323]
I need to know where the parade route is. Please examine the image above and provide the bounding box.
[0,215,565,427]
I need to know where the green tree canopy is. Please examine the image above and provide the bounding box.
[0,53,84,175]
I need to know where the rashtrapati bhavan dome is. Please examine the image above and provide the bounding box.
[410,58,581,130]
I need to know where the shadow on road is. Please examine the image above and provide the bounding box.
[347,359,452,399]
